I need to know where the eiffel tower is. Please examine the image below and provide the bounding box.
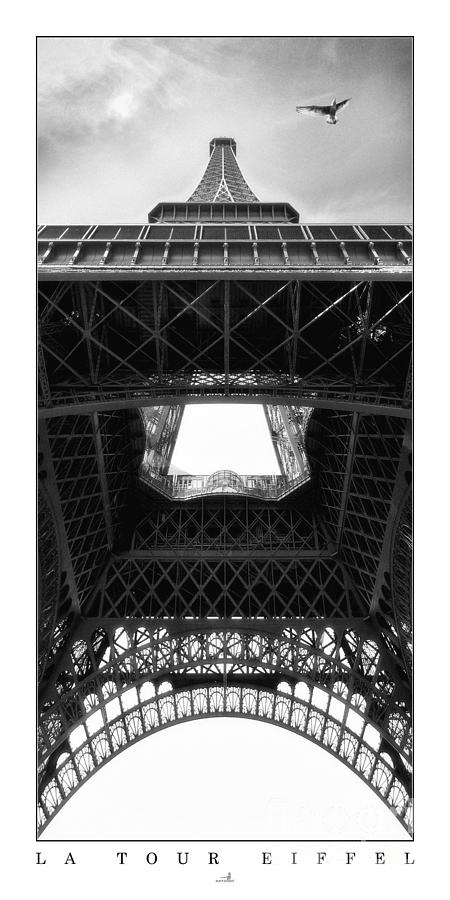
[38,136,412,835]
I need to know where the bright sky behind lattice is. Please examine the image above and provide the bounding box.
[169,405,281,476]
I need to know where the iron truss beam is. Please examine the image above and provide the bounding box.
[38,485,64,680]
[369,426,412,674]
[41,409,144,608]
[370,425,412,613]
[338,416,408,613]
[38,326,52,407]
[309,411,410,618]
[38,392,412,420]
[92,412,114,548]
[132,498,329,554]
[336,412,360,545]
[85,554,366,619]
[388,489,412,673]
[39,268,411,283]
[39,423,80,616]
[38,423,82,685]
[115,547,331,560]
[38,278,412,417]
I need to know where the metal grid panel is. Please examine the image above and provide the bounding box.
[38,279,411,417]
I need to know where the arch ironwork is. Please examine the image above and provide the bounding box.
[38,622,412,834]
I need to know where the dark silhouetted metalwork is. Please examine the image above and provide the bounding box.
[38,138,412,835]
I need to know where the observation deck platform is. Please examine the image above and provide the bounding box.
[38,221,412,282]
[140,468,311,502]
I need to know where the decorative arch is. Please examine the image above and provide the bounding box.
[38,623,412,834]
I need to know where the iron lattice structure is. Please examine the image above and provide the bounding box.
[187,137,259,202]
[38,138,412,835]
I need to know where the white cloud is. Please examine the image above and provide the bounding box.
[106,90,138,122]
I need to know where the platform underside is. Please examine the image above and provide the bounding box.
[38,264,412,835]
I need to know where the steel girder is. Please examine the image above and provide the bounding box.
[87,554,361,619]
[38,424,82,683]
[139,404,184,476]
[388,488,412,670]
[132,498,326,554]
[38,278,412,418]
[307,413,408,601]
[40,410,144,626]
[38,486,63,681]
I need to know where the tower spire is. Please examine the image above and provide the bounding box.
[188,137,259,203]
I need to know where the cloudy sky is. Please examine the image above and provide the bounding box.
[38,37,412,223]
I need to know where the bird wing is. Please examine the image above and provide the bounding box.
[336,98,351,112]
[296,104,330,117]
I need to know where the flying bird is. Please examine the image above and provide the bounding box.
[296,97,351,125]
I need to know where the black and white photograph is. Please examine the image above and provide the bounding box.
[31,28,419,890]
